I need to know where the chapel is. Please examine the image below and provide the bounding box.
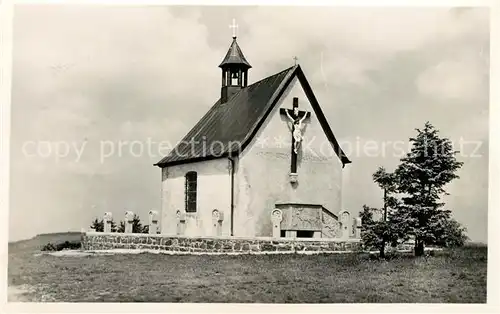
[155,31,357,239]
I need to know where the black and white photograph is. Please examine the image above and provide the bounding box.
[3,1,495,306]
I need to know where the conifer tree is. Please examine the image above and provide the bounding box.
[132,215,143,233]
[90,218,104,232]
[110,219,118,232]
[118,221,125,233]
[394,122,463,256]
[360,167,401,258]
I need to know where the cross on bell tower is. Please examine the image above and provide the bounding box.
[219,19,251,103]
[229,18,238,38]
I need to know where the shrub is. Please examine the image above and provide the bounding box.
[90,218,104,232]
[41,243,56,251]
[41,241,81,251]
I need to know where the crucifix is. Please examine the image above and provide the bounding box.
[293,56,298,65]
[229,18,238,38]
[279,97,311,175]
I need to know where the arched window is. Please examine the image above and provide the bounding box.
[185,171,197,213]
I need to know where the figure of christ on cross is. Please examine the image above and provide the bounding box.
[279,97,311,174]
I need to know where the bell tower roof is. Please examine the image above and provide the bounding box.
[218,37,252,69]
[218,20,252,103]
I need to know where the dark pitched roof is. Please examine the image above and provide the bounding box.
[155,65,351,167]
[218,37,252,69]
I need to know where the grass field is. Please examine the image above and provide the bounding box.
[8,234,487,303]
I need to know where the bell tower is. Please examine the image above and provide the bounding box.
[219,19,251,103]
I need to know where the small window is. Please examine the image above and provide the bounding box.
[281,230,286,238]
[230,70,239,86]
[185,171,197,213]
[297,231,314,238]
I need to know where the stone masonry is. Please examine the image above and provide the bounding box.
[81,232,362,254]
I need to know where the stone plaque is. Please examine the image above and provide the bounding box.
[279,205,322,231]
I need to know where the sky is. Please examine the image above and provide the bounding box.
[8,5,489,242]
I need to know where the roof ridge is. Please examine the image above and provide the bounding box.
[218,65,298,105]
[155,65,302,167]
[246,65,296,88]
[234,65,298,154]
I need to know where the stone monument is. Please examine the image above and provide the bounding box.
[176,210,186,236]
[339,210,351,240]
[124,211,134,233]
[212,209,224,236]
[271,209,283,238]
[148,210,159,235]
[103,212,113,233]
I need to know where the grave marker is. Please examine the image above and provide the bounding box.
[103,212,113,233]
[339,210,351,240]
[148,210,159,234]
[124,211,134,233]
[212,209,224,236]
[271,209,283,238]
[176,210,186,236]
[355,217,362,239]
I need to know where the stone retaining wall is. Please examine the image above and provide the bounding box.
[81,232,362,254]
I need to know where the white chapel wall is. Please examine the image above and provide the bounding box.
[160,158,232,236]
[234,76,344,237]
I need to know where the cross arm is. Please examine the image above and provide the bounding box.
[279,108,311,119]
